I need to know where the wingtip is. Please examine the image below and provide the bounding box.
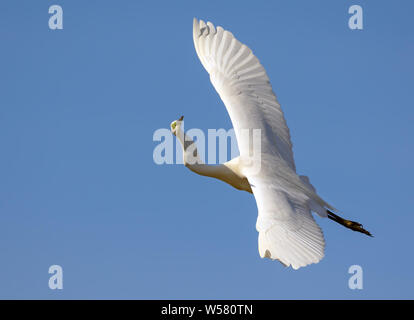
[193,17,200,37]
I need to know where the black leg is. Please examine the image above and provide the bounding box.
[327,209,373,237]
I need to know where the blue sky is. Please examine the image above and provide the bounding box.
[0,0,413,299]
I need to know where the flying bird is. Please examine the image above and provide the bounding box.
[170,18,372,269]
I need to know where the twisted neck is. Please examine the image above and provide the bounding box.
[176,129,224,178]
[174,127,252,193]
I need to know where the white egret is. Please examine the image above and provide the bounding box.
[171,18,372,269]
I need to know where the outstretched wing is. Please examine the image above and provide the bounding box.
[250,174,325,269]
[193,18,326,268]
[193,18,296,172]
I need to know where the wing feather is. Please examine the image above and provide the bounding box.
[193,18,296,171]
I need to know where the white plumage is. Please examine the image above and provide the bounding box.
[170,18,371,270]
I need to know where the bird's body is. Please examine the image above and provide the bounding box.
[170,19,371,269]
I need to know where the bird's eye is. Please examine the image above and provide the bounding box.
[171,122,177,130]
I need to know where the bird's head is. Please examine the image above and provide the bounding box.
[170,115,184,136]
